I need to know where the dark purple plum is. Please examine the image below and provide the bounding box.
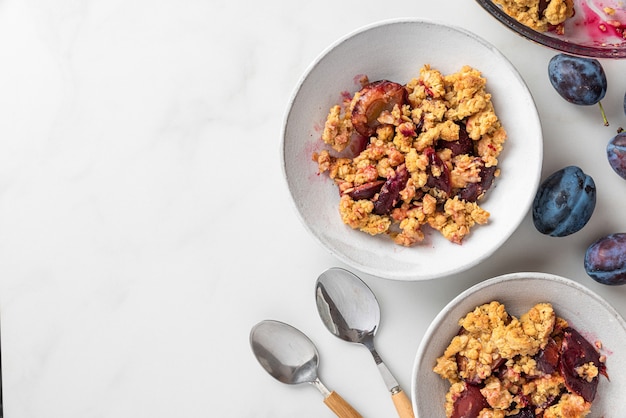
[535,337,560,375]
[345,180,384,200]
[373,164,408,215]
[560,327,607,403]
[351,80,407,137]
[585,232,626,285]
[425,147,452,196]
[607,129,626,179]
[508,408,535,418]
[450,383,488,418]
[548,54,608,126]
[532,166,596,237]
[457,165,497,203]
[440,123,474,156]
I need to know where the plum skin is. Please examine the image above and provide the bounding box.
[548,54,607,106]
[585,233,626,285]
[532,166,596,237]
[607,131,626,179]
[351,80,406,137]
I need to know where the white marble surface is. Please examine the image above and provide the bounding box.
[1,0,626,417]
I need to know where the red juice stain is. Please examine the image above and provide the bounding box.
[352,73,368,87]
[577,1,626,42]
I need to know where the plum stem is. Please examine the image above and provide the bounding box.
[598,101,609,126]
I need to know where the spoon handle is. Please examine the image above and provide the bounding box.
[324,391,363,418]
[372,354,414,417]
[391,389,415,418]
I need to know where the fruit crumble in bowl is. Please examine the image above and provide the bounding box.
[412,272,626,417]
[314,65,505,247]
[476,0,626,58]
[281,18,542,281]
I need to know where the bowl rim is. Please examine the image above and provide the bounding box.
[410,271,626,414]
[280,17,542,281]
[474,0,626,59]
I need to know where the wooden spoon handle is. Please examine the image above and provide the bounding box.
[323,391,363,418]
[391,389,415,418]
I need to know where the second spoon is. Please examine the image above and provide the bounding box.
[315,267,415,418]
[250,319,362,418]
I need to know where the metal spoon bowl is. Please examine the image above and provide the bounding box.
[316,268,415,418]
[250,320,362,418]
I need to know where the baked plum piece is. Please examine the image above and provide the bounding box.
[351,80,407,137]
[560,327,608,403]
[457,165,497,203]
[425,147,452,197]
[373,164,409,215]
[508,408,534,418]
[436,302,608,418]
[451,383,488,418]
[432,123,498,202]
[441,123,474,157]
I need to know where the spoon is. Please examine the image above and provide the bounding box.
[315,267,415,418]
[250,319,363,418]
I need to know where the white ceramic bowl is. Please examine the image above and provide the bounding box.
[281,18,543,281]
[412,272,626,417]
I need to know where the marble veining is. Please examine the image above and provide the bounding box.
[0,0,625,417]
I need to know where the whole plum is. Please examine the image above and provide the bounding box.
[532,166,596,237]
[607,129,626,179]
[548,54,608,125]
[585,233,626,285]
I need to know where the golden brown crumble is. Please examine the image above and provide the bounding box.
[434,301,606,418]
[492,0,575,32]
[314,65,506,246]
